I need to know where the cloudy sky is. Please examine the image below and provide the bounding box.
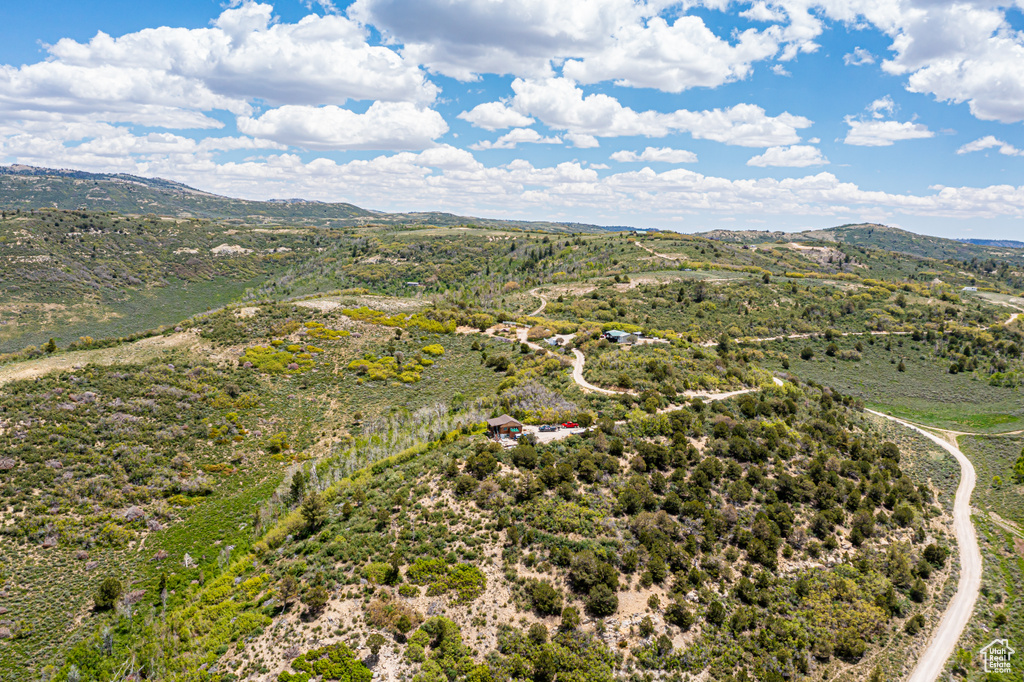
[2,0,1023,238]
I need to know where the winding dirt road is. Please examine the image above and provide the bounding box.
[568,346,783,401]
[570,348,619,396]
[527,288,548,317]
[867,410,982,682]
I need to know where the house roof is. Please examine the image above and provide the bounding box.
[486,414,522,428]
[605,330,628,337]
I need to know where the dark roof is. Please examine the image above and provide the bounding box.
[486,414,522,428]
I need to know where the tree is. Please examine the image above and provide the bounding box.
[910,578,928,603]
[923,543,948,568]
[560,606,581,631]
[375,508,390,531]
[851,509,875,543]
[575,412,594,428]
[303,583,329,617]
[1012,446,1024,484]
[280,574,298,611]
[706,600,726,626]
[533,646,557,682]
[301,492,327,531]
[366,633,387,660]
[94,577,122,611]
[43,338,56,354]
[586,584,618,617]
[665,600,694,630]
[834,627,867,661]
[893,504,914,527]
[530,581,563,616]
[801,347,814,360]
[289,470,306,503]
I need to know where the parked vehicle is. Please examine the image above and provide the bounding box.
[539,424,559,432]
[561,422,579,429]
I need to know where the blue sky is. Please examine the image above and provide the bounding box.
[1,1,1023,238]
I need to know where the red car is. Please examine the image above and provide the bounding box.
[562,422,579,429]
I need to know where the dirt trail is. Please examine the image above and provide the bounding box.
[635,242,682,262]
[866,410,981,682]
[527,289,547,317]
[0,331,205,387]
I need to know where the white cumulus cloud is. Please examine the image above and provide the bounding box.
[610,147,698,163]
[868,96,895,118]
[0,1,436,132]
[560,15,779,92]
[565,133,600,148]
[505,78,811,147]
[843,118,933,146]
[844,47,875,66]
[746,144,828,167]
[956,135,1024,156]
[458,102,535,130]
[470,128,561,150]
[237,102,448,150]
[805,1,1024,123]
[351,0,786,91]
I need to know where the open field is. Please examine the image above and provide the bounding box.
[764,336,1024,432]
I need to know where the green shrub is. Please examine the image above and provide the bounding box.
[530,581,564,616]
[586,584,618,617]
[94,577,122,611]
[288,643,371,682]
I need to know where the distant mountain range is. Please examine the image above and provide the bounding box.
[0,164,624,234]
[0,165,1017,255]
[958,238,1024,248]
[699,223,1024,265]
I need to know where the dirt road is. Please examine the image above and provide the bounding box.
[866,410,981,682]
[570,349,621,395]
[569,347,784,400]
[527,289,547,317]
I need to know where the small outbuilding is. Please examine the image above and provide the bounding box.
[486,414,523,440]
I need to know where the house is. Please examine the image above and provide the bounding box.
[962,286,978,292]
[486,414,523,440]
[981,639,1014,674]
[544,336,562,346]
[604,330,640,344]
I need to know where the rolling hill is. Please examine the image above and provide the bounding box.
[0,165,622,233]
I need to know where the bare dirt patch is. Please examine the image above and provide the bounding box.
[294,300,342,312]
[0,331,208,387]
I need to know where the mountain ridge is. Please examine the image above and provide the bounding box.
[0,164,626,233]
